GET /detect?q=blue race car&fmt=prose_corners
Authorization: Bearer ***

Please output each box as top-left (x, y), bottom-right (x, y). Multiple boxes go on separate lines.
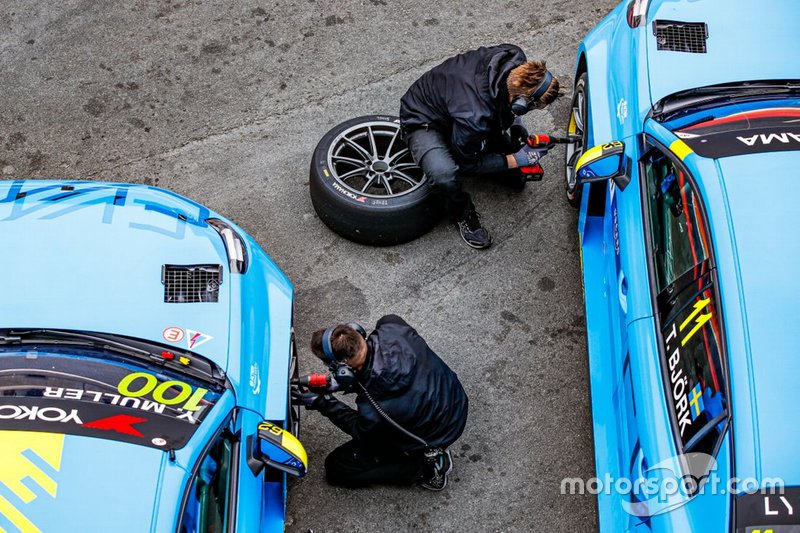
top-left (564, 1), bottom-right (800, 530)
top-left (0, 180), bottom-right (306, 532)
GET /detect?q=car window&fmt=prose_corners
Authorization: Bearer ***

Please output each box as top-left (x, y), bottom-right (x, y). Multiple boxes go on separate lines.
top-left (179, 426), bottom-right (235, 533)
top-left (642, 143), bottom-right (728, 459)
top-left (643, 150), bottom-right (711, 294)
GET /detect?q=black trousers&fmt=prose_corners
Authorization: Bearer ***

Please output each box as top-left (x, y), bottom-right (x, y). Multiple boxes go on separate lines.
top-left (405, 127), bottom-right (474, 221)
top-left (324, 439), bottom-right (426, 488)
top-left (405, 127), bottom-right (525, 221)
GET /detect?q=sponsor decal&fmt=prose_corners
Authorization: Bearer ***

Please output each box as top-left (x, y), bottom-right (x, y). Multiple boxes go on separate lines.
top-left (185, 329), bottom-right (213, 350)
top-left (679, 297), bottom-right (712, 347)
top-left (0, 431), bottom-right (64, 533)
top-left (332, 181), bottom-right (366, 203)
top-left (250, 363), bottom-right (261, 395)
top-left (83, 414), bottom-right (147, 437)
top-left (0, 404), bottom-right (83, 424)
top-left (617, 98), bottom-right (628, 125)
top-left (162, 326), bottom-right (185, 343)
top-left (0, 181), bottom-right (211, 237)
top-left (737, 131), bottom-right (800, 147)
top-left (673, 106), bottom-right (800, 158)
top-left (162, 326), bottom-right (213, 349)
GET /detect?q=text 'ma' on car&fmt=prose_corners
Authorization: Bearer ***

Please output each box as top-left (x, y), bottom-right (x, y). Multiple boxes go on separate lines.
top-left (0, 180), bottom-right (305, 532)
top-left (564, 0), bottom-right (800, 531)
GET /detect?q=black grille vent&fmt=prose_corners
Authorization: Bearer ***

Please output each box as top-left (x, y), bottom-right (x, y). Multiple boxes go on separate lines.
top-left (162, 264), bottom-right (222, 303)
top-left (653, 20), bottom-right (708, 53)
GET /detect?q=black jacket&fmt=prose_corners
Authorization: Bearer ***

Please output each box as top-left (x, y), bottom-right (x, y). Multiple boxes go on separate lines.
top-left (399, 44), bottom-right (526, 168)
top-left (318, 315), bottom-right (469, 452)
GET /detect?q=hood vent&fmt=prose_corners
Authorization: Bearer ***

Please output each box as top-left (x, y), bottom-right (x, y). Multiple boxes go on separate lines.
top-left (653, 20), bottom-right (708, 53)
top-left (162, 264), bottom-right (222, 303)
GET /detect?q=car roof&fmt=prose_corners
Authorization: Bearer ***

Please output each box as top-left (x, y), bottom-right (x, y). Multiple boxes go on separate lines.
top-left (0, 430), bottom-right (169, 532)
top-left (0, 180), bottom-right (233, 371)
top-left (645, 0), bottom-right (800, 105)
top-left (697, 150), bottom-right (800, 483)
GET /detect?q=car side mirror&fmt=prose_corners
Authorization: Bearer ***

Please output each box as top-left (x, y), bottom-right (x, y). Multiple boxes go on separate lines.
top-left (575, 141), bottom-right (631, 190)
top-left (247, 421), bottom-right (308, 478)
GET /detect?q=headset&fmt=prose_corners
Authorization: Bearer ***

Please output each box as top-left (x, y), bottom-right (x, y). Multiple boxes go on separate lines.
top-left (319, 321), bottom-right (445, 472)
top-left (510, 70), bottom-right (553, 116)
top-left (320, 322), bottom-right (367, 390)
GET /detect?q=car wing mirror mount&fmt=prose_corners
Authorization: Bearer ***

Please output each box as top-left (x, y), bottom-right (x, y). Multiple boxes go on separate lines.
top-left (575, 141), bottom-right (631, 191)
top-left (247, 421), bottom-right (308, 478)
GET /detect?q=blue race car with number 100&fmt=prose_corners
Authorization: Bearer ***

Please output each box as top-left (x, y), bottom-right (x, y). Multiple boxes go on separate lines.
top-left (564, 0), bottom-right (800, 531)
top-left (0, 180), bottom-right (305, 532)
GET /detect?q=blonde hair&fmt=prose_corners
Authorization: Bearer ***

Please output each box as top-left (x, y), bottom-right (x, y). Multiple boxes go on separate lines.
top-left (507, 60), bottom-right (561, 105)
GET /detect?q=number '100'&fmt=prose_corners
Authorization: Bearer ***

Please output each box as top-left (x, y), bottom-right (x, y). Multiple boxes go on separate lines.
top-left (117, 372), bottom-right (208, 412)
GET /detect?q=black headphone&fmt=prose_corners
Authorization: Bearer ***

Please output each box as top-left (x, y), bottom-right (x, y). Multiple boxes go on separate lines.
top-left (321, 322), bottom-right (367, 390)
top-left (510, 70), bottom-right (553, 116)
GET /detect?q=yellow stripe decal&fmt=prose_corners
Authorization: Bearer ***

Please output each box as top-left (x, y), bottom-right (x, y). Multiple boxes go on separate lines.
top-left (575, 144), bottom-right (605, 170)
top-left (669, 139), bottom-right (694, 161)
top-left (0, 431), bottom-right (65, 532)
top-left (280, 431), bottom-right (308, 469)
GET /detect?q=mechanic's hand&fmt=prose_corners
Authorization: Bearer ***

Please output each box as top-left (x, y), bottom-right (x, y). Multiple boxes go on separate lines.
top-left (508, 124), bottom-right (530, 150)
top-left (291, 388), bottom-right (325, 410)
top-left (513, 144), bottom-right (544, 168)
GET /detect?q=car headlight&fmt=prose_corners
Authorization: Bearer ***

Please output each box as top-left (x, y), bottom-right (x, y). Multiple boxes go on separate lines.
top-left (207, 218), bottom-right (249, 274)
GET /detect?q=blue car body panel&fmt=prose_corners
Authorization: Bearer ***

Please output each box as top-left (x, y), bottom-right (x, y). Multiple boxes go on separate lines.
top-left (645, 0), bottom-right (800, 104)
top-left (0, 180), bottom-right (297, 532)
top-left (573, 1), bottom-right (800, 531)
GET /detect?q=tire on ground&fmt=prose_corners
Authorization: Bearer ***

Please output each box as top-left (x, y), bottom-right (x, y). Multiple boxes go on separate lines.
top-left (309, 115), bottom-right (440, 246)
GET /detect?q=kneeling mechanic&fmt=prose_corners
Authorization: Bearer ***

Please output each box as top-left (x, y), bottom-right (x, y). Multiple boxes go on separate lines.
top-left (293, 314), bottom-right (469, 490)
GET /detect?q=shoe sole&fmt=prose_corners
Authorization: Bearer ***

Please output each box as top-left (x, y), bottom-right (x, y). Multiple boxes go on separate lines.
top-left (460, 233), bottom-right (492, 249)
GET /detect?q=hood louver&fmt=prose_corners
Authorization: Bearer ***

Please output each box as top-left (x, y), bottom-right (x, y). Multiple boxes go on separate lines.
top-left (653, 20), bottom-right (708, 53)
top-left (162, 264), bottom-right (222, 303)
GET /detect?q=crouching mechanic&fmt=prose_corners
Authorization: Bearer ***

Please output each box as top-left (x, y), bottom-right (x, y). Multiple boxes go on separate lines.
top-left (293, 314), bottom-right (469, 490)
top-left (400, 44), bottom-right (561, 249)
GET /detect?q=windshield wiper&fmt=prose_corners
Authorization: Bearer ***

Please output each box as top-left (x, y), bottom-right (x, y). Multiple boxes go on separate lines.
top-left (652, 81), bottom-right (800, 122)
top-left (0, 329), bottom-right (225, 388)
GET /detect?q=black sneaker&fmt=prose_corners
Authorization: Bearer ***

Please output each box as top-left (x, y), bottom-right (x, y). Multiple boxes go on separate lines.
top-left (457, 211), bottom-right (492, 249)
top-left (420, 449), bottom-right (453, 491)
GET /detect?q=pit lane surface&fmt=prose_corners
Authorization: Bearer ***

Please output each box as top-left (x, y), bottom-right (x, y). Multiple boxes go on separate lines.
top-left (0, 1), bottom-right (617, 530)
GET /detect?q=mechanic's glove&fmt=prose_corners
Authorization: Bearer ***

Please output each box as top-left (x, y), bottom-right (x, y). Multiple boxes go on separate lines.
top-left (513, 144), bottom-right (544, 168)
top-left (291, 389), bottom-right (327, 410)
top-left (508, 124), bottom-right (530, 150)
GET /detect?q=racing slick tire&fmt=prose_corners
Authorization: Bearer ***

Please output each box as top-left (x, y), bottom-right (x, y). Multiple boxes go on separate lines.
top-left (565, 73), bottom-right (589, 209)
top-left (309, 115), bottom-right (439, 246)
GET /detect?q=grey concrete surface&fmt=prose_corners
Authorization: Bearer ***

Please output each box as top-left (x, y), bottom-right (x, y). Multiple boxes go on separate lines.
top-left (1, 0), bottom-right (618, 531)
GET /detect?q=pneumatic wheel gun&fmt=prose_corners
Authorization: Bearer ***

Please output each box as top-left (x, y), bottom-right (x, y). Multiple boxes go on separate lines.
top-left (519, 133), bottom-right (575, 182)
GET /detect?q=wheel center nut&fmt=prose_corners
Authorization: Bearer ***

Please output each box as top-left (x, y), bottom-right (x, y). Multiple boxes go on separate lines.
top-left (371, 161), bottom-right (389, 173)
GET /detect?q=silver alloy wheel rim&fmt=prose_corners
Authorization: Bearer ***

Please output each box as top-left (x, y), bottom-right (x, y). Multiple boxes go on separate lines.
top-left (565, 85), bottom-right (586, 193)
top-left (326, 121), bottom-right (425, 198)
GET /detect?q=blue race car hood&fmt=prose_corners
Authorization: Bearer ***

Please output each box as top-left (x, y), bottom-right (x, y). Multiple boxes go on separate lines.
top-left (646, 0), bottom-right (800, 105)
top-left (0, 180), bottom-right (232, 370)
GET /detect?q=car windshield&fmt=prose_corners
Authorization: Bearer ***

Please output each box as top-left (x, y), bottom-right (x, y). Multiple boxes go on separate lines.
top-left (658, 89), bottom-right (800, 159)
top-left (0, 335), bottom-right (226, 450)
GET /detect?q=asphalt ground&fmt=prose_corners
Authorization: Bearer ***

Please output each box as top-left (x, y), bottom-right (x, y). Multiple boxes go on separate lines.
top-left (1, 0), bottom-right (618, 531)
